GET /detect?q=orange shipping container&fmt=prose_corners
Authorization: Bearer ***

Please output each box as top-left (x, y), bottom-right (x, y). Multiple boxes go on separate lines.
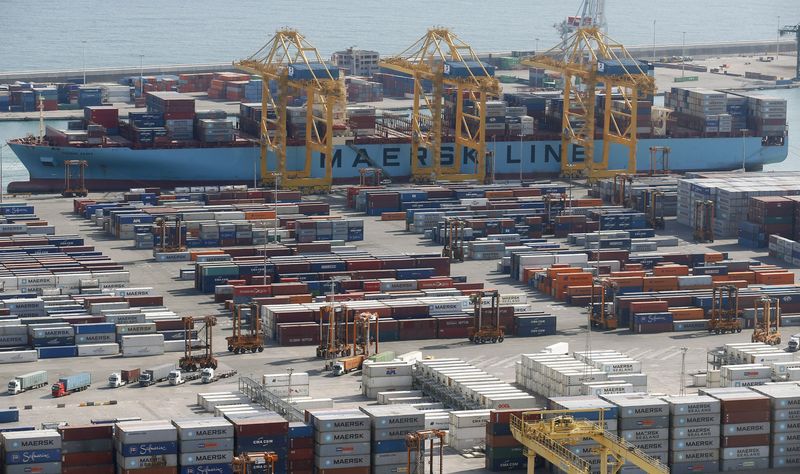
top-left (608, 276), bottom-right (643, 287)
top-left (244, 210), bottom-right (277, 220)
top-left (546, 266), bottom-right (582, 278)
top-left (380, 212), bottom-right (406, 221)
top-left (727, 271), bottom-right (755, 283)
top-left (485, 190), bottom-right (515, 199)
top-left (611, 271), bottom-right (646, 278)
top-left (642, 276), bottom-right (679, 292)
top-left (755, 272), bottom-right (795, 285)
top-left (704, 252), bottom-right (724, 263)
top-left (668, 307), bottom-right (706, 321)
top-left (653, 265), bottom-right (689, 276)
top-left (715, 280), bottom-right (749, 289)
top-left (190, 249), bottom-right (226, 261)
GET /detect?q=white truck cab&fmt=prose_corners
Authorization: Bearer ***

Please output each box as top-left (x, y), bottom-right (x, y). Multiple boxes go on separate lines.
top-left (788, 334), bottom-right (800, 352)
top-left (201, 368), bottom-right (215, 383)
top-left (108, 373), bottom-right (124, 388)
top-left (168, 370), bottom-right (185, 385)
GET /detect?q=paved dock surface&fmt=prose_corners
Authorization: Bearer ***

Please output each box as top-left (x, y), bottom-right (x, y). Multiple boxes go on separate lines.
top-left (0, 190), bottom-right (796, 473)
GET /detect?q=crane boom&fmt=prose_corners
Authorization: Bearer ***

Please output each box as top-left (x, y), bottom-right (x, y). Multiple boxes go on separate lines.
top-left (379, 28), bottom-right (501, 183)
top-left (235, 29), bottom-right (343, 193)
top-left (779, 24), bottom-right (800, 80)
top-left (511, 409), bottom-right (670, 474)
top-left (522, 26), bottom-right (655, 181)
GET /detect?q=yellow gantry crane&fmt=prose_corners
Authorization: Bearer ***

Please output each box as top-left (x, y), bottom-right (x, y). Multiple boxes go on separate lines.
top-left (510, 409), bottom-right (669, 474)
top-left (522, 27), bottom-right (655, 182)
top-left (235, 29), bottom-right (344, 193)
top-left (380, 28), bottom-right (501, 183)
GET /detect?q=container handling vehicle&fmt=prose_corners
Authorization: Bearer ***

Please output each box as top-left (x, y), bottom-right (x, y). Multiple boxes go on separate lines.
top-left (708, 284), bottom-right (742, 334)
top-left (332, 312), bottom-right (380, 376)
top-left (227, 304), bottom-right (265, 354)
top-left (8, 370), bottom-right (48, 395)
top-left (51, 372), bottom-right (91, 398)
top-left (179, 316), bottom-right (218, 371)
top-left (468, 290), bottom-right (505, 343)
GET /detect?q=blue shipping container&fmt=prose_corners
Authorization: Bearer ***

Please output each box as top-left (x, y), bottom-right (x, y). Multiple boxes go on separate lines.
top-left (37, 345), bottom-right (78, 358)
top-left (6, 448), bottom-right (62, 464)
top-left (180, 465), bottom-right (234, 474)
top-left (121, 441), bottom-right (178, 456)
top-left (74, 323), bottom-right (116, 335)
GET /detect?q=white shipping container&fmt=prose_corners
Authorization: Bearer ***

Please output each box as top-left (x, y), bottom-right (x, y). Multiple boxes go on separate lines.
top-left (0, 350), bottom-right (38, 364)
top-left (77, 343), bottom-right (119, 356)
top-left (122, 345), bottom-right (165, 357)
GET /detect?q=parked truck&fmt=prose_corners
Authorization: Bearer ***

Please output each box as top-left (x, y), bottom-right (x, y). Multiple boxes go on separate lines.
top-left (8, 370), bottom-right (48, 395)
top-left (108, 369), bottom-right (140, 388)
top-left (333, 355), bottom-right (366, 376)
top-left (168, 369), bottom-right (201, 385)
top-left (51, 372), bottom-right (91, 397)
top-left (139, 363), bottom-right (176, 387)
top-left (200, 366), bottom-right (237, 384)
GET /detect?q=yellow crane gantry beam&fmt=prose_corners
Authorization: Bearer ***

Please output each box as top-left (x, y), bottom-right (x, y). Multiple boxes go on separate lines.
top-left (380, 28), bottom-right (501, 184)
top-left (522, 27), bottom-right (655, 182)
top-left (510, 409), bottom-right (670, 474)
top-left (235, 29), bottom-right (344, 193)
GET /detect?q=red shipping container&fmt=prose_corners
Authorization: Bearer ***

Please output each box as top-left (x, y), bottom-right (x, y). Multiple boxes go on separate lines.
top-left (288, 437), bottom-right (314, 449)
top-left (63, 451), bottom-right (114, 465)
top-left (720, 434), bottom-right (771, 448)
top-left (398, 318), bottom-right (437, 340)
top-left (155, 319), bottom-right (187, 331)
top-left (62, 467), bottom-right (114, 474)
top-left (277, 323), bottom-right (319, 346)
top-left (287, 448), bottom-right (314, 460)
top-left (119, 469), bottom-right (176, 474)
top-left (721, 410), bottom-right (770, 424)
top-left (490, 409), bottom-right (539, 424)
top-left (270, 282), bottom-right (309, 296)
top-left (59, 424), bottom-right (113, 441)
top-left (436, 316), bottom-right (474, 338)
top-left (346, 259), bottom-right (383, 271)
top-left (125, 295), bottom-right (163, 307)
top-left (232, 417), bottom-right (289, 436)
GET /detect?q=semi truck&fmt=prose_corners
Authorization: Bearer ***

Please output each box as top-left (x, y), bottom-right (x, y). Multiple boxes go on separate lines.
top-left (200, 366), bottom-right (237, 384)
top-left (8, 370), bottom-right (48, 395)
top-left (168, 369), bottom-right (202, 385)
top-left (51, 372), bottom-right (91, 397)
top-left (108, 369), bottom-right (140, 388)
top-left (333, 355), bottom-right (366, 376)
top-left (139, 363), bottom-right (176, 387)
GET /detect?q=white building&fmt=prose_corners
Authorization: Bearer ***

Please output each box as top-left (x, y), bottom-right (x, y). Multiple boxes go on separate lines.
top-left (331, 48), bottom-right (380, 77)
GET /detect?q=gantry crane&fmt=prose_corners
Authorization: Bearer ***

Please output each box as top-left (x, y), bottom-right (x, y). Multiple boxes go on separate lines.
top-left (693, 200), bottom-right (714, 243)
top-left (227, 303), bottom-right (265, 354)
top-left (779, 23), bottom-right (800, 80)
top-left (555, 0), bottom-right (607, 47)
top-left (179, 316), bottom-right (218, 372)
top-left (316, 304), bottom-right (351, 363)
top-left (708, 285), bottom-right (742, 335)
top-left (406, 430), bottom-right (446, 474)
top-left (380, 28), bottom-right (501, 183)
top-left (235, 29), bottom-right (344, 193)
top-left (441, 217), bottom-right (466, 262)
top-left (469, 290), bottom-right (505, 344)
top-left (752, 295), bottom-right (781, 345)
top-left (590, 279), bottom-right (618, 330)
top-left (523, 26), bottom-right (655, 182)
top-left (510, 409), bottom-right (670, 474)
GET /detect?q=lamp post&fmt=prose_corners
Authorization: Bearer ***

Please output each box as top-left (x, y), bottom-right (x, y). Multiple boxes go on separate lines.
top-left (272, 172), bottom-right (282, 246)
top-left (652, 20), bottom-right (657, 62)
top-left (0, 144), bottom-right (6, 204)
top-left (777, 16), bottom-right (781, 57)
top-left (139, 54), bottom-right (144, 98)
top-left (82, 41), bottom-right (87, 85)
top-left (518, 132), bottom-right (524, 183)
top-left (681, 32), bottom-right (686, 78)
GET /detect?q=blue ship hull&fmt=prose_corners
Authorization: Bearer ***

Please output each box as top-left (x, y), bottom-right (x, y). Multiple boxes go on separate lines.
top-left (6, 136), bottom-right (788, 192)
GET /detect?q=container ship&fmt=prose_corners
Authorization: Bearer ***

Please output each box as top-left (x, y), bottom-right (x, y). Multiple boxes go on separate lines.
top-left (4, 73), bottom-right (789, 192)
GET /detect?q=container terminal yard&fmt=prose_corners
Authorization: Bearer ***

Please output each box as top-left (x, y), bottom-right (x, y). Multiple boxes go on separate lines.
top-left (0, 2), bottom-right (799, 474)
